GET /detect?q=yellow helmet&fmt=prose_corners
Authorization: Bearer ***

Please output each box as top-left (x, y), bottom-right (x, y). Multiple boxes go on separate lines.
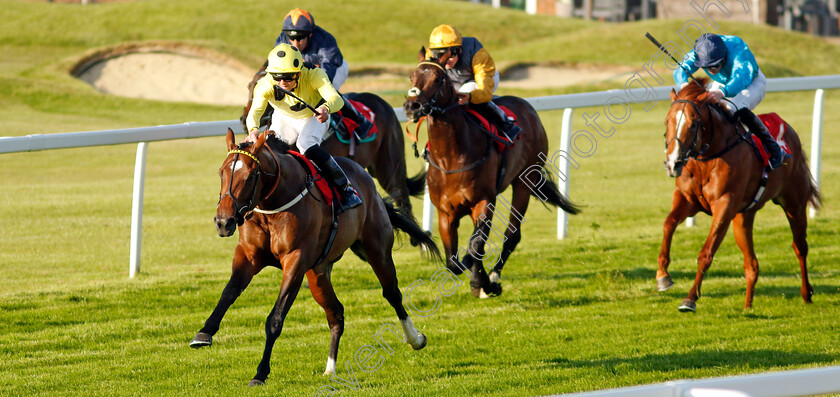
top-left (428, 24), bottom-right (463, 49)
top-left (266, 43), bottom-right (304, 74)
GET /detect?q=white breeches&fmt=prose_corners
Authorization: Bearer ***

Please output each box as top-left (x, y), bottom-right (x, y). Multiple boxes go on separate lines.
top-left (269, 112), bottom-right (328, 153)
top-left (331, 59), bottom-right (350, 91)
top-left (708, 70), bottom-right (766, 114)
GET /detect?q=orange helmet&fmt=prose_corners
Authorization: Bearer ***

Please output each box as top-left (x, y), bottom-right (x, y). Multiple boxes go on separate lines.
top-left (428, 24), bottom-right (463, 49)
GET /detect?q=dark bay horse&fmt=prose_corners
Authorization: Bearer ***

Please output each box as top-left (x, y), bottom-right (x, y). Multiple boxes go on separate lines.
top-left (403, 59), bottom-right (580, 299)
top-left (191, 129), bottom-right (440, 386)
top-left (241, 70), bottom-right (424, 216)
top-left (658, 78), bottom-right (821, 312)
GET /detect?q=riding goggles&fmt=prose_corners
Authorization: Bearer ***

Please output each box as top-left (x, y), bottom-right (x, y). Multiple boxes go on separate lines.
top-left (271, 72), bottom-right (299, 82)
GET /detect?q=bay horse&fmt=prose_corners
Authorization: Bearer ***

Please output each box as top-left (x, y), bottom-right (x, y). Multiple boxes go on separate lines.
top-left (190, 128), bottom-right (440, 386)
top-left (403, 57), bottom-right (580, 299)
top-left (658, 78), bottom-right (821, 312)
top-left (240, 69), bottom-right (424, 216)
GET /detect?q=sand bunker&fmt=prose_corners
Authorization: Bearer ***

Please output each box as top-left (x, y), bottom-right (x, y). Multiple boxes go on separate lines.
top-left (74, 47), bottom-right (635, 106)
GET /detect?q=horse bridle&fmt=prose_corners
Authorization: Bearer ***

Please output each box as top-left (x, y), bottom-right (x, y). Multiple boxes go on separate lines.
top-left (408, 62), bottom-right (459, 117)
top-left (666, 99), bottom-right (712, 166)
top-left (219, 148), bottom-right (279, 222)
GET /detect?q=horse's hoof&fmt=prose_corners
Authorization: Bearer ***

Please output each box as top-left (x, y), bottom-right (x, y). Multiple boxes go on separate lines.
top-left (678, 299), bottom-right (696, 312)
top-left (411, 333), bottom-right (427, 350)
top-left (489, 271), bottom-right (501, 284)
top-left (189, 332), bottom-right (212, 348)
top-left (248, 379), bottom-right (265, 387)
top-left (656, 276), bottom-right (674, 292)
top-left (471, 287), bottom-right (482, 298)
top-left (474, 283), bottom-right (502, 299)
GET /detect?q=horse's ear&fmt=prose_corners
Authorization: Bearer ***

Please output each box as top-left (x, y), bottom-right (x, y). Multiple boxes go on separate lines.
top-left (417, 46), bottom-right (426, 62)
top-left (226, 128), bottom-right (236, 150)
top-left (697, 91), bottom-right (708, 102)
top-left (670, 89), bottom-right (677, 102)
top-left (253, 131), bottom-right (268, 152)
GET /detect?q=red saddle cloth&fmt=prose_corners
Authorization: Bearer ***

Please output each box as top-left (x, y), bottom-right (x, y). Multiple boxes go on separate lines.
top-left (287, 151), bottom-right (335, 205)
top-left (464, 105), bottom-right (519, 152)
top-left (750, 113), bottom-right (792, 167)
top-left (337, 99), bottom-right (378, 140)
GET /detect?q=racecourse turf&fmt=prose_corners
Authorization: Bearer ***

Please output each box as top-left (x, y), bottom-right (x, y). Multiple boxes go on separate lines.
top-left (1, 1), bottom-right (840, 396)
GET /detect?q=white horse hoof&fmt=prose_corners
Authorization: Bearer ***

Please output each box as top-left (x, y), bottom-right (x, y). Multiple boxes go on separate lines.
top-left (410, 333), bottom-right (427, 350)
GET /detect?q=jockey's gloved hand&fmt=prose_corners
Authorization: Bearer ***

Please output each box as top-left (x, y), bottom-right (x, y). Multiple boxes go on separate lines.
top-left (457, 93), bottom-right (470, 106)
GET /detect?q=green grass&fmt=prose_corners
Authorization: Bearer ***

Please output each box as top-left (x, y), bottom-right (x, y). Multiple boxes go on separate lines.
top-left (2, 0), bottom-right (840, 396)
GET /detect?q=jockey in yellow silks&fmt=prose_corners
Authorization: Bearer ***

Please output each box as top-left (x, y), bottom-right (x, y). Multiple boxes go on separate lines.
top-left (245, 43), bottom-right (361, 213)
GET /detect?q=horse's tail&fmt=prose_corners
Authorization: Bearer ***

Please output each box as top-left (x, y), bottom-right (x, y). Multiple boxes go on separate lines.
top-left (406, 170), bottom-right (427, 197)
top-left (383, 198), bottom-right (442, 262)
top-left (801, 150), bottom-right (823, 210)
top-left (530, 168), bottom-right (582, 215)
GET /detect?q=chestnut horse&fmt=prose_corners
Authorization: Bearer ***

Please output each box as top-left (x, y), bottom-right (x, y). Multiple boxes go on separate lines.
top-left (240, 70), bottom-right (424, 216)
top-left (190, 129), bottom-right (440, 386)
top-left (658, 78), bottom-right (821, 312)
top-left (403, 59), bottom-right (580, 298)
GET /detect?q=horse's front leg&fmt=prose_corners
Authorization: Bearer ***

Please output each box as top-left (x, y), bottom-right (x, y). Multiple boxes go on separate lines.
top-left (464, 199), bottom-right (500, 298)
top-left (680, 198), bottom-right (736, 312)
top-left (438, 210), bottom-right (464, 275)
top-left (305, 265), bottom-right (345, 375)
top-left (191, 245), bottom-right (262, 348)
top-left (249, 251), bottom-right (308, 386)
top-left (732, 211), bottom-right (759, 309)
top-left (657, 190), bottom-right (696, 292)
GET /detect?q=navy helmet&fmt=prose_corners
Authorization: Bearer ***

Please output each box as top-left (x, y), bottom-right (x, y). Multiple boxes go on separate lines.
top-left (283, 9), bottom-right (315, 36)
top-left (694, 33), bottom-right (726, 67)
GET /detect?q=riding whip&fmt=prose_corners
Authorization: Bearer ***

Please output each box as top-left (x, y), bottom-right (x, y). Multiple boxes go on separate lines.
top-left (274, 85), bottom-right (320, 114)
top-left (644, 32), bottom-right (704, 89)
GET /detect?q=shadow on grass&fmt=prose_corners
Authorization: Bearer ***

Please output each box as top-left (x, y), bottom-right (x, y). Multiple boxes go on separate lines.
top-left (548, 349), bottom-right (835, 373)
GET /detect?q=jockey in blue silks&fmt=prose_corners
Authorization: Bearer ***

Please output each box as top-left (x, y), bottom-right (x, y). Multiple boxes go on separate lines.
top-left (274, 8), bottom-right (372, 137)
top-left (674, 33), bottom-right (784, 169)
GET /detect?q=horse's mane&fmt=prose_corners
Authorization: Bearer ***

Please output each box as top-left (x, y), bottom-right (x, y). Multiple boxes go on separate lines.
top-left (677, 77), bottom-right (710, 100)
top-left (236, 135), bottom-right (291, 154)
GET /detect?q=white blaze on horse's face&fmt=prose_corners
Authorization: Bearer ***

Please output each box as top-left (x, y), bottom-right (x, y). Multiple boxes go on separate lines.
top-left (407, 87), bottom-right (421, 98)
top-left (665, 110), bottom-right (688, 177)
top-left (230, 159), bottom-right (245, 174)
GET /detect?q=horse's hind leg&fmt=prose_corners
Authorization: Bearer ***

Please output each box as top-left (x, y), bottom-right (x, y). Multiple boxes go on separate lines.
top-left (732, 212), bottom-right (759, 309)
top-left (191, 246), bottom-right (261, 348)
top-left (489, 182), bottom-right (530, 284)
top-left (782, 201), bottom-right (814, 303)
top-left (361, 237), bottom-right (427, 350)
top-left (305, 265), bottom-right (345, 375)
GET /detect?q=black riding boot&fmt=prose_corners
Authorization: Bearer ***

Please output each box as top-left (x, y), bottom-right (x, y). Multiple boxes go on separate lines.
top-left (735, 108), bottom-right (784, 169)
top-left (474, 101), bottom-right (521, 141)
top-left (339, 94), bottom-right (373, 137)
top-left (304, 145), bottom-right (363, 213)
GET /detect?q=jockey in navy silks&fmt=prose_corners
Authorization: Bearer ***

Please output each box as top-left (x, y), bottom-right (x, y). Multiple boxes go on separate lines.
top-left (674, 33), bottom-right (784, 169)
top-left (274, 8), bottom-right (372, 137)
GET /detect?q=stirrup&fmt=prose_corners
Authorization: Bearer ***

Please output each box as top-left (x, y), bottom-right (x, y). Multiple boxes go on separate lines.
top-left (503, 123), bottom-right (522, 141)
top-left (338, 186), bottom-right (362, 213)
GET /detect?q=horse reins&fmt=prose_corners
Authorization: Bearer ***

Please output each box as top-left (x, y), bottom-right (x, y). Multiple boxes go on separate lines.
top-left (219, 146), bottom-right (285, 218)
top-left (668, 100), bottom-right (746, 164)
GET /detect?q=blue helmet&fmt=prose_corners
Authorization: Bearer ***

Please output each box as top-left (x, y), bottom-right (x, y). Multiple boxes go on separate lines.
top-left (694, 33), bottom-right (726, 67)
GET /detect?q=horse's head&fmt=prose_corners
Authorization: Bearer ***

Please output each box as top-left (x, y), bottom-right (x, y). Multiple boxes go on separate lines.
top-left (403, 51), bottom-right (457, 122)
top-left (663, 80), bottom-right (715, 178)
top-left (215, 128), bottom-right (269, 237)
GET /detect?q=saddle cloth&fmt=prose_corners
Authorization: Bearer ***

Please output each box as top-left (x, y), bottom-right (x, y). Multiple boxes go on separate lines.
top-left (287, 151), bottom-right (335, 205)
top-left (332, 99), bottom-right (378, 144)
top-left (463, 105), bottom-right (519, 152)
top-left (750, 113), bottom-right (792, 167)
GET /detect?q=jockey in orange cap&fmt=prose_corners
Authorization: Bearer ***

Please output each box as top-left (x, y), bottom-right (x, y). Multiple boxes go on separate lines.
top-left (274, 8), bottom-right (372, 137)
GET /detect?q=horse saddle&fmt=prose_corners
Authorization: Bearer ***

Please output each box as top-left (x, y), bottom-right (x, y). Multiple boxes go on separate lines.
top-left (463, 105), bottom-right (519, 152)
top-left (748, 113), bottom-right (793, 168)
top-left (329, 99), bottom-right (378, 145)
top-left (286, 151), bottom-right (337, 207)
